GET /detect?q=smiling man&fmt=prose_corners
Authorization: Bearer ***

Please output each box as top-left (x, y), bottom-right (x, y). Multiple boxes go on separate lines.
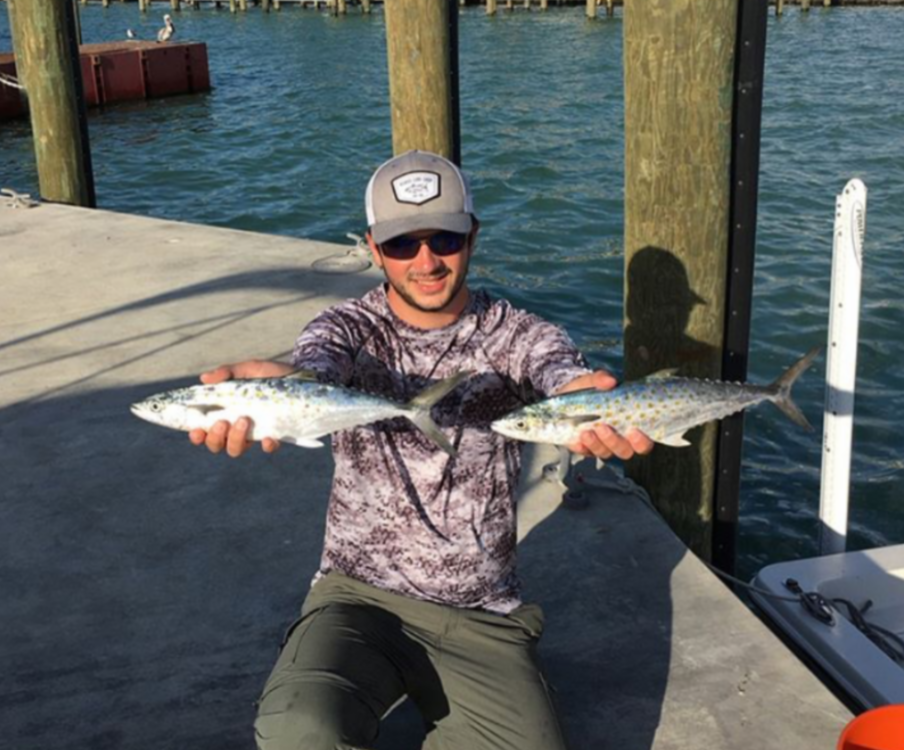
top-left (190, 150), bottom-right (653, 750)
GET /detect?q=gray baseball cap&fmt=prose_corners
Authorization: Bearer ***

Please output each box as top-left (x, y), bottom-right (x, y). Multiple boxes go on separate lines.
top-left (365, 150), bottom-right (475, 245)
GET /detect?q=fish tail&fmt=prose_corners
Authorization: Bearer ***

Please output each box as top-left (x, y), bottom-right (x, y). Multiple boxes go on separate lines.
top-left (769, 347), bottom-right (821, 431)
top-left (405, 371), bottom-right (471, 458)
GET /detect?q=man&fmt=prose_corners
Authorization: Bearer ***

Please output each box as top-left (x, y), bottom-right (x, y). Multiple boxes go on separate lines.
top-left (190, 150), bottom-right (653, 750)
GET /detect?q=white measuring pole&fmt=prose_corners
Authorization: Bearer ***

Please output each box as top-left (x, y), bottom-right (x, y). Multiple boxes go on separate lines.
top-left (818, 178), bottom-right (867, 556)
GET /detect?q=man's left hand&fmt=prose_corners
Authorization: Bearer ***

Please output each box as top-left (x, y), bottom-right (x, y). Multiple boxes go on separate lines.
top-left (555, 371), bottom-right (655, 460)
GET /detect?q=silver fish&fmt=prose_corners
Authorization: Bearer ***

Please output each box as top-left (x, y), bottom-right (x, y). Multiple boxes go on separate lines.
top-left (131, 370), bottom-right (468, 457)
top-left (491, 348), bottom-right (820, 447)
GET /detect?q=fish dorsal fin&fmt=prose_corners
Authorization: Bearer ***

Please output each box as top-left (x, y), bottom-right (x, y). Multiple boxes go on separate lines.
top-left (646, 368), bottom-right (680, 380)
top-left (283, 369), bottom-right (320, 382)
top-left (561, 415), bottom-right (602, 426)
top-left (187, 404), bottom-right (225, 415)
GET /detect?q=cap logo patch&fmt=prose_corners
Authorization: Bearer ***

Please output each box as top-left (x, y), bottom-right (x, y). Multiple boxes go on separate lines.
top-left (392, 171), bottom-right (441, 206)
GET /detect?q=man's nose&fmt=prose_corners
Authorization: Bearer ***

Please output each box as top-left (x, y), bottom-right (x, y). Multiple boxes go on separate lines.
top-left (412, 240), bottom-right (443, 271)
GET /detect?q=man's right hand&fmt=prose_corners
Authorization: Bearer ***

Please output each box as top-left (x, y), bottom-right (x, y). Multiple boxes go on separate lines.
top-left (188, 359), bottom-right (294, 458)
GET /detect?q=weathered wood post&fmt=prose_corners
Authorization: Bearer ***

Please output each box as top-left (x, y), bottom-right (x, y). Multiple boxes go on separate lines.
top-left (586, 0), bottom-right (596, 19)
top-left (623, 0), bottom-right (739, 558)
top-left (7, 0), bottom-right (96, 207)
top-left (384, 0), bottom-right (460, 164)
top-left (524, 0), bottom-right (531, 9)
top-left (540, 0), bottom-right (548, 9)
top-left (505, 0), bottom-right (513, 10)
top-left (606, 0), bottom-right (614, 17)
top-left (262, 0), bottom-right (270, 12)
top-left (802, 0), bottom-right (811, 11)
top-left (337, 0), bottom-right (347, 14)
top-left (362, 0), bottom-right (372, 14)
top-left (776, 0), bottom-right (784, 16)
top-left (229, 0), bottom-right (237, 11)
top-left (274, 0), bottom-right (281, 10)
top-left (170, 0), bottom-right (180, 12)
top-left (239, 0), bottom-right (248, 11)
top-left (102, 0), bottom-right (110, 8)
top-left (487, 0), bottom-right (498, 14)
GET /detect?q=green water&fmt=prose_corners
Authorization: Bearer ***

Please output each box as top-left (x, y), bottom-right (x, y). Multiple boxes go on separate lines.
top-left (2, 5), bottom-right (903, 577)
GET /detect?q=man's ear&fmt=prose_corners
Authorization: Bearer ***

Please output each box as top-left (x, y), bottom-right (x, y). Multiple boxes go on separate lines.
top-left (365, 232), bottom-right (383, 268)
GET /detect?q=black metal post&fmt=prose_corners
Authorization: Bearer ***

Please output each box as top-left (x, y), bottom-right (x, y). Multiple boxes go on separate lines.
top-left (712, 0), bottom-right (769, 575)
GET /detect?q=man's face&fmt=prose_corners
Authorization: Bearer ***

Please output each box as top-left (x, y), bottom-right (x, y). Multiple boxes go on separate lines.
top-left (367, 226), bottom-right (477, 325)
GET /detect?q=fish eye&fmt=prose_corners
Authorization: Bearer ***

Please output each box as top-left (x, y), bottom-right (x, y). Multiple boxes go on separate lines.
top-left (516, 421), bottom-right (526, 429)
top-left (150, 402), bottom-right (163, 413)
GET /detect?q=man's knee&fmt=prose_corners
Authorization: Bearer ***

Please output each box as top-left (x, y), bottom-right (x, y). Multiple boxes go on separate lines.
top-left (254, 683), bottom-right (377, 750)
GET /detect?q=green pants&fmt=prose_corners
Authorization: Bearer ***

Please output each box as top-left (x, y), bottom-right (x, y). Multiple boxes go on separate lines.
top-left (254, 573), bottom-right (568, 750)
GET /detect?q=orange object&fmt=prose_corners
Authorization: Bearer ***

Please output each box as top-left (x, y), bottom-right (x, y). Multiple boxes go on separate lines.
top-left (838, 704), bottom-right (904, 750)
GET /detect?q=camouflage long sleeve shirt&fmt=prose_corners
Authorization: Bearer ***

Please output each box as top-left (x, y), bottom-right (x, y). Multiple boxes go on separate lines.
top-left (292, 284), bottom-right (590, 613)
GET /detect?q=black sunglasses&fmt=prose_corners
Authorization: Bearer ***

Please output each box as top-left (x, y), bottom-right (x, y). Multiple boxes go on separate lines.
top-left (379, 231), bottom-right (469, 260)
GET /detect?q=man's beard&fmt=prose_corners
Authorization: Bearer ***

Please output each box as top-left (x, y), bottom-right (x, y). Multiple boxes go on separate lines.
top-left (385, 257), bottom-right (470, 314)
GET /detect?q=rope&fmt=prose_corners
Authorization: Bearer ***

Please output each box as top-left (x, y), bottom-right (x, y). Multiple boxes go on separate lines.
top-left (832, 598), bottom-right (904, 664)
top-left (1, 188), bottom-right (39, 209)
top-left (0, 71), bottom-right (25, 91)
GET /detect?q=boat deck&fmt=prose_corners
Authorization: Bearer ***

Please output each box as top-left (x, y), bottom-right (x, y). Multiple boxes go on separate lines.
top-left (0, 199), bottom-right (852, 749)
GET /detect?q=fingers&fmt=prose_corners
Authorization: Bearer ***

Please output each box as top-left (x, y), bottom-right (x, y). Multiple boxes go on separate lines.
top-left (188, 418), bottom-right (280, 457)
top-left (226, 418), bottom-right (253, 458)
top-left (555, 369), bottom-right (618, 395)
top-left (200, 365), bottom-right (234, 385)
top-left (570, 425), bottom-right (655, 461)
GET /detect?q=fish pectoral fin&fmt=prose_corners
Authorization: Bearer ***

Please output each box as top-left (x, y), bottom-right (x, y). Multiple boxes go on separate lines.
top-left (282, 436), bottom-right (325, 449)
top-left (658, 432), bottom-right (691, 447)
top-left (562, 415), bottom-right (602, 427)
top-left (187, 404), bottom-right (226, 415)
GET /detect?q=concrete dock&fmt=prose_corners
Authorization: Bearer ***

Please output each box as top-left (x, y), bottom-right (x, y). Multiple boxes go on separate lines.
top-left (0, 200), bottom-right (852, 749)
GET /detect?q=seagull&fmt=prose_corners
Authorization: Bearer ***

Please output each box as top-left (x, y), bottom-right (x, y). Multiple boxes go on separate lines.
top-left (126, 28), bottom-right (136, 40)
top-left (157, 14), bottom-right (175, 44)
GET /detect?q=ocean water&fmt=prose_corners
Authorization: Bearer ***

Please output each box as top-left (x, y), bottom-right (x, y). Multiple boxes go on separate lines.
top-left (2, 4), bottom-right (903, 578)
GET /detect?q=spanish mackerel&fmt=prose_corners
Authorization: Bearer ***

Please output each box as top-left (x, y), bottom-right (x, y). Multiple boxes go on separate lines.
top-left (491, 348), bottom-right (820, 447)
top-left (131, 370), bottom-right (468, 457)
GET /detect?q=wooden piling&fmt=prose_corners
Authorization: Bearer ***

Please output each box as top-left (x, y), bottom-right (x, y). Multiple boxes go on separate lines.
top-left (229, 0), bottom-right (236, 11)
top-left (802, 0), bottom-right (811, 10)
top-left (362, 0), bottom-right (372, 13)
top-left (170, 0), bottom-right (180, 12)
top-left (274, 0), bottom-right (281, 10)
top-left (586, 0), bottom-right (596, 19)
top-left (239, 0), bottom-right (247, 11)
top-left (776, 0), bottom-right (784, 16)
top-left (337, 0), bottom-right (347, 14)
top-left (487, 0), bottom-right (498, 13)
top-left (606, 0), bottom-right (614, 16)
top-left (384, 0), bottom-right (459, 163)
top-left (623, 0), bottom-right (738, 558)
top-left (541, 0), bottom-right (548, 10)
top-left (6, 0), bottom-right (95, 207)
top-left (262, 0), bottom-right (270, 11)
